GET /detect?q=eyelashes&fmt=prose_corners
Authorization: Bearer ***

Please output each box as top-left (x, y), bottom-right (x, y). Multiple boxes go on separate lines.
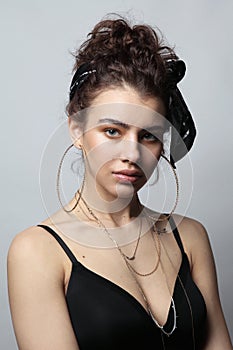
top-left (142, 132), bottom-right (160, 142)
top-left (104, 128), bottom-right (120, 137)
top-left (103, 127), bottom-right (162, 143)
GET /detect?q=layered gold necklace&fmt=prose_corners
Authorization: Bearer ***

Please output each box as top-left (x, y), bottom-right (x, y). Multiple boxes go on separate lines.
top-left (77, 195), bottom-right (178, 338)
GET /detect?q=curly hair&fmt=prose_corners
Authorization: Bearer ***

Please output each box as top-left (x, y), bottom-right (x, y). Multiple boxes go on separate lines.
top-left (66, 16), bottom-right (177, 116)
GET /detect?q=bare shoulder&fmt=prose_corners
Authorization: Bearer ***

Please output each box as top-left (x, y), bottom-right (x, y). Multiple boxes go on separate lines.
top-left (7, 227), bottom-right (80, 350)
top-left (172, 213), bottom-right (208, 236)
top-left (8, 225), bottom-right (56, 257)
top-left (7, 225), bottom-right (65, 278)
top-left (170, 213), bottom-right (212, 266)
top-left (171, 215), bottom-right (232, 348)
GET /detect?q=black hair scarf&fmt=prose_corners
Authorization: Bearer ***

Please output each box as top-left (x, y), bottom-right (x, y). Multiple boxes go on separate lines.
top-left (165, 59), bottom-right (197, 168)
top-left (69, 60), bottom-right (196, 168)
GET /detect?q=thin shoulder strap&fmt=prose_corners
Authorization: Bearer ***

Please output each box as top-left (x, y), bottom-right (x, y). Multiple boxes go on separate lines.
top-left (37, 224), bottom-right (78, 264)
top-left (168, 216), bottom-right (185, 254)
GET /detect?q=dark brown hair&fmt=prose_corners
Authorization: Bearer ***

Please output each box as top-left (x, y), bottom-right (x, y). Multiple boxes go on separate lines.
top-left (66, 16), bottom-right (177, 116)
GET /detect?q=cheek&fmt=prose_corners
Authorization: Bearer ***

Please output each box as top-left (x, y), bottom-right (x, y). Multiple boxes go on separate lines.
top-left (84, 139), bottom-right (116, 175)
top-left (83, 132), bottom-right (163, 179)
top-left (140, 145), bottom-right (162, 176)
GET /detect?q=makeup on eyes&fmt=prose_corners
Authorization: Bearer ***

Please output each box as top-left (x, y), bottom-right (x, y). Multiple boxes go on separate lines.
top-left (97, 118), bottom-right (165, 142)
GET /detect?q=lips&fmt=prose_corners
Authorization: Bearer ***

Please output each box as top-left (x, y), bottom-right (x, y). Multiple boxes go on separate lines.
top-left (112, 169), bottom-right (143, 183)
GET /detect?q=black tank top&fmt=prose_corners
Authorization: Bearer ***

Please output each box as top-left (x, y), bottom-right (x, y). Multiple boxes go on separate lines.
top-left (37, 217), bottom-right (207, 350)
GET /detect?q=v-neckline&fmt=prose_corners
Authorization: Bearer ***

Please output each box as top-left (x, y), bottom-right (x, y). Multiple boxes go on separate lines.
top-left (67, 252), bottom-right (186, 329)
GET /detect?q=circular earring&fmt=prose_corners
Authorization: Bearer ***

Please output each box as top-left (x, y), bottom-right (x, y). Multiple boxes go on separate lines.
top-left (161, 154), bottom-right (179, 219)
top-left (146, 154), bottom-right (180, 225)
top-left (56, 144), bottom-right (85, 213)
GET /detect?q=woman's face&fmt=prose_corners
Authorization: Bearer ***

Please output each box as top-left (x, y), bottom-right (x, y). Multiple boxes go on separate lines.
top-left (69, 85), bottom-right (167, 202)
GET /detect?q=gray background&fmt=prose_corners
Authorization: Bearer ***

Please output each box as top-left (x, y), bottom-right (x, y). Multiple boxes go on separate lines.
top-left (1, 0), bottom-right (232, 348)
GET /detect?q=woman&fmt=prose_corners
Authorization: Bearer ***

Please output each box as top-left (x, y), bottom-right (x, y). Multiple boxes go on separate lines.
top-left (7, 16), bottom-right (232, 350)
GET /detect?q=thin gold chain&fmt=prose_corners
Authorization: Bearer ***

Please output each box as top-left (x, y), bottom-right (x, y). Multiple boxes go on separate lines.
top-left (79, 194), bottom-right (161, 275)
top-left (150, 154), bottom-right (180, 224)
top-left (78, 194), bottom-right (143, 261)
top-left (160, 238), bottom-right (196, 350)
top-left (123, 229), bottom-right (161, 277)
top-left (77, 195), bottom-right (177, 338)
top-left (177, 274), bottom-right (196, 350)
top-left (56, 145), bottom-right (85, 213)
top-left (118, 234), bottom-right (177, 338)
top-left (76, 195), bottom-right (96, 222)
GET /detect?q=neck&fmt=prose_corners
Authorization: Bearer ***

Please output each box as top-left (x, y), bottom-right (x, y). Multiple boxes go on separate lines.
top-left (77, 184), bottom-right (143, 227)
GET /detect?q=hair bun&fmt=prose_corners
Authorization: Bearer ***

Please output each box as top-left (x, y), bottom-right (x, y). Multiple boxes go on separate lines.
top-left (165, 59), bottom-right (186, 87)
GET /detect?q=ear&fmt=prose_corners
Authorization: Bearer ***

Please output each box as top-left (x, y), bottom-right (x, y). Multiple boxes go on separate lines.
top-left (68, 117), bottom-right (83, 149)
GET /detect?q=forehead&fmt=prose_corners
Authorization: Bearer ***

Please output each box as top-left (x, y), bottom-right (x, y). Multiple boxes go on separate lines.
top-left (81, 103), bottom-right (167, 131)
top-left (90, 87), bottom-right (166, 114)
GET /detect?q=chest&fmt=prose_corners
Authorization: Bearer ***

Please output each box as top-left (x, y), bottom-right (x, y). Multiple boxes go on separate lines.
top-left (65, 250), bottom-right (207, 350)
top-left (64, 234), bottom-right (183, 327)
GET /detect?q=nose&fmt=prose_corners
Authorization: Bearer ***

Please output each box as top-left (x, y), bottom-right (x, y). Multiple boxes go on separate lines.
top-left (120, 139), bottom-right (140, 164)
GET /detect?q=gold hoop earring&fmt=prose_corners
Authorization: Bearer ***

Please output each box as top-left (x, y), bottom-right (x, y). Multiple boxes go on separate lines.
top-left (160, 154), bottom-right (179, 220)
top-left (56, 144), bottom-right (85, 213)
top-left (147, 154), bottom-right (179, 225)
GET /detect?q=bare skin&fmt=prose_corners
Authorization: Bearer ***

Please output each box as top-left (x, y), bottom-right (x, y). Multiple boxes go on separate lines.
top-left (7, 86), bottom-right (232, 350)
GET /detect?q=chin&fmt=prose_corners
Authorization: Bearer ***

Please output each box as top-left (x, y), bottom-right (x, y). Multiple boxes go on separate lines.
top-left (114, 182), bottom-right (139, 199)
top-left (96, 183), bottom-right (134, 202)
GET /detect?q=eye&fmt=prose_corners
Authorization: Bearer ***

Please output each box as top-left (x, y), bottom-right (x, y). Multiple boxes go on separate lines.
top-left (104, 128), bottom-right (121, 137)
top-left (142, 132), bottom-right (161, 142)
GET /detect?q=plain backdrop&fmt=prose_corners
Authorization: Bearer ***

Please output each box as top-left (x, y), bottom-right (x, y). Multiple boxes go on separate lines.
top-left (1, 0), bottom-right (232, 348)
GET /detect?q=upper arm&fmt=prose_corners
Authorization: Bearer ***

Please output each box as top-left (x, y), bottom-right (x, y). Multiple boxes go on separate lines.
top-left (7, 227), bottom-right (80, 350)
top-left (174, 216), bottom-right (232, 349)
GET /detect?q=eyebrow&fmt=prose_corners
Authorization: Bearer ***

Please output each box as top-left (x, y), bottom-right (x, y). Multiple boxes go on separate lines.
top-left (97, 118), bottom-right (165, 132)
top-left (97, 118), bottom-right (130, 129)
